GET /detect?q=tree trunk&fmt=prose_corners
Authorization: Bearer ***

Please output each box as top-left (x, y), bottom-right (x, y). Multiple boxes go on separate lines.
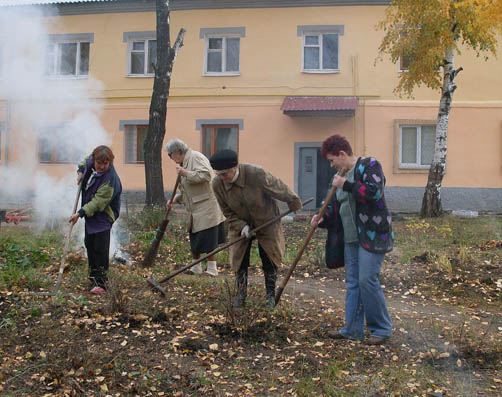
top-left (144, 0), bottom-right (185, 207)
top-left (420, 46), bottom-right (461, 218)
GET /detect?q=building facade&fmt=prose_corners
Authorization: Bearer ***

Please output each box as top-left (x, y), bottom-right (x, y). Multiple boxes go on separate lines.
top-left (0, 0), bottom-right (501, 212)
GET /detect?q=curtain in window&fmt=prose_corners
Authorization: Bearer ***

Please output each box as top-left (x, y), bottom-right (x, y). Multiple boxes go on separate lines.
top-left (226, 38), bottom-right (239, 72)
top-left (125, 125), bottom-right (138, 163)
top-left (216, 127), bottom-right (238, 153)
top-left (401, 126), bottom-right (417, 163)
top-left (421, 125), bottom-right (435, 165)
top-left (322, 34), bottom-right (338, 69)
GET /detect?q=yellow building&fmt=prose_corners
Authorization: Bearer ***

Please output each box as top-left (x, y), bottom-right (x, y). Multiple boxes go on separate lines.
top-left (0, 0), bottom-right (501, 212)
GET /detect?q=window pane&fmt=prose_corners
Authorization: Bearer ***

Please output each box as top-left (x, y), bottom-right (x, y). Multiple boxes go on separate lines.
top-left (39, 137), bottom-right (52, 162)
top-left (226, 38), bottom-right (239, 72)
top-left (46, 43), bottom-right (56, 75)
top-left (147, 40), bottom-right (157, 74)
top-left (400, 55), bottom-right (410, 71)
top-left (305, 35), bottom-right (318, 45)
top-left (56, 140), bottom-right (70, 162)
top-left (401, 127), bottom-right (417, 163)
top-left (322, 34), bottom-right (338, 69)
top-left (215, 127), bottom-right (238, 153)
top-left (421, 125), bottom-right (435, 165)
top-left (131, 52), bottom-right (145, 74)
top-left (304, 47), bottom-right (319, 69)
top-left (207, 51), bottom-right (222, 72)
top-left (208, 38), bottom-right (222, 50)
top-left (59, 43), bottom-right (77, 75)
top-left (0, 43), bottom-right (3, 77)
top-left (203, 127), bottom-right (212, 156)
top-left (132, 41), bottom-right (145, 51)
top-left (125, 125), bottom-right (136, 163)
top-left (79, 42), bottom-right (89, 75)
top-left (137, 125), bottom-right (147, 162)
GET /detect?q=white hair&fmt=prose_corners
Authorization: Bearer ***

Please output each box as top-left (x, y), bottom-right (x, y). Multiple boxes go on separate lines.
top-left (165, 138), bottom-right (188, 155)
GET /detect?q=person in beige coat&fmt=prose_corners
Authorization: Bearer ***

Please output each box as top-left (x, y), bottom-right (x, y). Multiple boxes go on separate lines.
top-left (166, 139), bottom-right (226, 276)
top-left (210, 149), bottom-right (302, 308)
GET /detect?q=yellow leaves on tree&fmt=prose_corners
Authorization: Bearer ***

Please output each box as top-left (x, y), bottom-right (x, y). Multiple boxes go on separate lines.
top-left (377, 0), bottom-right (502, 98)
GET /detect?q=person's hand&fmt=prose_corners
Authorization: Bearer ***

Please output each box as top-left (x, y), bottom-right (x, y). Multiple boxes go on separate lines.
top-left (69, 213), bottom-right (80, 225)
top-left (311, 214), bottom-right (323, 227)
top-left (175, 165), bottom-right (188, 177)
top-left (77, 172), bottom-right (83, 184)
top-left (240, 225), bottom-right (255, 239)
top-left (289, 200), bottom-right (302, 212)
top-left (331, 174), bottom-right (346, 189)
top-left (166, 201), bottom-right (173, 211)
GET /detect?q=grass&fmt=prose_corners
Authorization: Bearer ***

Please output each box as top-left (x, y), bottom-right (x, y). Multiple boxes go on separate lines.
top-left (0, 212), bottom-right (501, 395)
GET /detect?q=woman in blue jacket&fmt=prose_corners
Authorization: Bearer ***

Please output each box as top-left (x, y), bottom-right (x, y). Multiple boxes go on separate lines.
top-left (69, 145), bottom-right (122, 293)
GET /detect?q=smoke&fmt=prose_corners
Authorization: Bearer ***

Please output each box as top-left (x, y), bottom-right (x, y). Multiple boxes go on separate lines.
top-left (0, 5), bottom-right (110, 224)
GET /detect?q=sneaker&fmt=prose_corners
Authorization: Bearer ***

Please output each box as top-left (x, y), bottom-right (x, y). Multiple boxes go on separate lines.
top-left (90, 286), bottom-right (106, 294)
top-left (187, 263), bottom-right (203, 275)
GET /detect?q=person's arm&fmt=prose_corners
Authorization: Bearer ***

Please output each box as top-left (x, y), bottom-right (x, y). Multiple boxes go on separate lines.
top-left (257, 167), bottom-right (302, 212)
top-left (343, 158), bottom-right (386, 202)
top-left (184, 154), bottom-right (212, 184)
top-left (77, 155), bottom-right (91, 184)
top-left (80, 181), bottom-right (114, 218)
top-left (212, 178), bottom-right (246, 233)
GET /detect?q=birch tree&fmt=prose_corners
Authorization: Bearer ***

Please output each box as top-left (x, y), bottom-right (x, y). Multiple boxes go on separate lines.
top-left (378, 0), bottom-right (502, 217)
top-left (144, 0), bottom-right (185, 206)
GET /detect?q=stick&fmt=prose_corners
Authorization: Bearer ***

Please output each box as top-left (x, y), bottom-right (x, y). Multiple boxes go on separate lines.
top-left (147, 197), bottom-right (314, 295)
top-left (141, 175), bottom-right (182, 267)
top-left (53, 183), bottom-right (83, 295)
top-left (275, 168), bottom-right (347, 306)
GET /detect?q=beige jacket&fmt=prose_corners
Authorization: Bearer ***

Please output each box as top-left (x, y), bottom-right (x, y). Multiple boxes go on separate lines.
top-left (212, 163), bottom-right (302, 271)
top-left (174, 149), bottom-right (225, 233)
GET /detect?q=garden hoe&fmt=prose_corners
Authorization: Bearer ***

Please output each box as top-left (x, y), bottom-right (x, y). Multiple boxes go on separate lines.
top-left (141, 174), bottom-right (182, 267)
top-left (147, 197), bottom-right (314, 296)
top-left (30, 182), bottom-right (82, 297)
top-left (275, 168), bottom-right (347, 306)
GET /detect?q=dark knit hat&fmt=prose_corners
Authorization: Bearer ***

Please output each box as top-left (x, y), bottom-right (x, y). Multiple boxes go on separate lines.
top-left (209, 149), bottom-right (238, 170)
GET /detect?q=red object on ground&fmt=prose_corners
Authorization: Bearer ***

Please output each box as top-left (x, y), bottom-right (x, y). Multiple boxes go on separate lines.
top-left (4, 208), bottom-right (32, 225)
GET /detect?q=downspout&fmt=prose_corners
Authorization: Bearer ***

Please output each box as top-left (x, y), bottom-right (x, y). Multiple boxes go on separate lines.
top-left (5, 96), bottom-right (11, 167)
top-left (352, 55), bottom-right (358, 152)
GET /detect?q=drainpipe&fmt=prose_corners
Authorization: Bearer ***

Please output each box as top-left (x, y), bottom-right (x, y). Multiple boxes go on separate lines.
top-left (5, 96), bottom-right (11, 167)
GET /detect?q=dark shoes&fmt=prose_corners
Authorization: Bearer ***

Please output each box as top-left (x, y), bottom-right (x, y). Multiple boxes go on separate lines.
top-left (365, 336), bottom-right (388, 345)
top-left (327, 330), bottom-right (346, 340)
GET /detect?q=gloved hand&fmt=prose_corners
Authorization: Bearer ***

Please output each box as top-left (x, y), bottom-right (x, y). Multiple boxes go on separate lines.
top-left (289, 199), bottom-right (302, 212)
top-left (240, 224), bottom-right (255, 239)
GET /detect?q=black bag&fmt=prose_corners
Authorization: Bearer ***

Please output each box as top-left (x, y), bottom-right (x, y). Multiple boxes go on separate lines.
top-left (318, 201), bottom-right (345, 269)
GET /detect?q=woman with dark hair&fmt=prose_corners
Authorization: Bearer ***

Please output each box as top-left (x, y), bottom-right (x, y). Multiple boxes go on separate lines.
top-left (69, 145), bottom-right (122, 293)
top-left (312, 135), bottom-right (393, 345)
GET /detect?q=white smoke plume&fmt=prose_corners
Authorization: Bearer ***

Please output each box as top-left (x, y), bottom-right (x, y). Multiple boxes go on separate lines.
top-left (0, 5), bottom-right (110, 224)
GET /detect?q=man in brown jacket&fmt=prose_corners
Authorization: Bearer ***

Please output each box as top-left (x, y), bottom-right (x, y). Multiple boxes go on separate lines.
top-left (210, 150), bottom-right (302, 308)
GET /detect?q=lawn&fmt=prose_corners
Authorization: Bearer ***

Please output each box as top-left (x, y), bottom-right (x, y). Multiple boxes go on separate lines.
top-left (0, 211), bottom-right (501, 396)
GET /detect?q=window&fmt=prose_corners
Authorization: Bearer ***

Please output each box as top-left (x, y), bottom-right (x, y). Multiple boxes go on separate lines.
top-left (124, 124), bottom-right (147, 164)
top-left (298, 25), bottom-right (343, 73)
top-left (37, 125), bottom-right (81, 163)
top-left (303, 33), bottom-right (338, 72)
top-left (0, 41), bottom-right (3, 78)
top-left (399, 124), bottom-right (435, 169)
top-left (46, 34), bottom-right (93, 78)
top-left (399, 54), bottom-right (411, 72)
top-left (129, 39), bottom-right (156, 76)
top-left (200, 27), bottom-right (244, 76)
top-left (201, 125), bottom-right (239, 157)
top-left (123, 31), bottom-right (157, 77)
top-left (0, 124), bottom-right (2, 161)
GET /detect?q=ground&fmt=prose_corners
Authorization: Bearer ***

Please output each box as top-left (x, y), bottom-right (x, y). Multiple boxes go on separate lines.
top-left (0, 211), bottom-right (501, 396)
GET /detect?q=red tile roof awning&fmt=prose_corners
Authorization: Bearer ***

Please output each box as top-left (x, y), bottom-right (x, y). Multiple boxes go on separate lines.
top-left (281, 96), bottom-right (358, 117)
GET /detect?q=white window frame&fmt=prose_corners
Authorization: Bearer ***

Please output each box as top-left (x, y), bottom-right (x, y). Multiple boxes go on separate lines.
top-left (301, 32), bottom-right (340, 73)
top-left (126, 38), bottom-right (156, 77)
top-left (0, 41), bottom-right (3, 79)
top-left (398, 124), bottom-right (436, 169)
top-left (203, 35), bottom-right (241, 76)
top-left (46, 34), bottom-right (92, 79)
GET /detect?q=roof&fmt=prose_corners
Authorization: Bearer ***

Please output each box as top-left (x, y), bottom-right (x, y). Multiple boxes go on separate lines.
top-left (281, 96), bottom-right (358, 116)
top-left (0, 0), bottom-right (115, 5)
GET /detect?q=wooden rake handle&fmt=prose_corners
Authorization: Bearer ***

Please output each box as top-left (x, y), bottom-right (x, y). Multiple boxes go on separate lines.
top-left (53, 182), bottom-right (83, 295)
top-left (275, 168), bottom-right (347, 305)
top-left (148, 197), bottom-right (314, 288)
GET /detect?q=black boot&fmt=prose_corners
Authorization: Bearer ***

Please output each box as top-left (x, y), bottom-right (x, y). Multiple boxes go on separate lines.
top-left (233, 268), bottom-right (248, 308)
top-left (264, 271), bottom-right (276, 309)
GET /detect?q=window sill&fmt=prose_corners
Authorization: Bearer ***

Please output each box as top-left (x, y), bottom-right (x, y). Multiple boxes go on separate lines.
top-left (302, 69), bottom-right (340, 74)
top-left (398, 164), bottom-right (430, 170)
top-left (126, 74), bottom-right (154, 78)
top-left (46, 75), bottom-right (89, 80)
top-left (203, 72), bottom-right (240, 77)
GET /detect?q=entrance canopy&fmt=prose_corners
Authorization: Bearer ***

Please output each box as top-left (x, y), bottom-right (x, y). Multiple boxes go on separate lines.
top-left (281, 96), bottom-right (357, 117)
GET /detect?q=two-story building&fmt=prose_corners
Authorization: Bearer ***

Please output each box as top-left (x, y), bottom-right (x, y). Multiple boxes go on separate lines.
top-left (0, 0), bottom-right (501, 212)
